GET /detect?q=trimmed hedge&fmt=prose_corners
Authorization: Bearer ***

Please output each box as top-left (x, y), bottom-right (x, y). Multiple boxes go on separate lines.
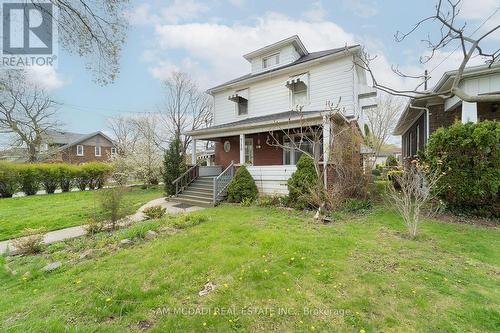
top-left (0, 162), bottom-right (113, 197)
top-left (227, 165), bottom-right (258, 203)
top-left (420, 120), bottom-right (499, 217)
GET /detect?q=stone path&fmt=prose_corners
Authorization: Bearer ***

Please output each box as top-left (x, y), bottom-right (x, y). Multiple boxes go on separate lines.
top-left (0, 198), bottom-right (203, 255)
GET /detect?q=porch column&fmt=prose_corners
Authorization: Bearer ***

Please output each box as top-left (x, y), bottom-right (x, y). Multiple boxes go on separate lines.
top-left (191, 139), bottom-right (197, 165)
top-left (461, 101), bottom-right (478, 123)
top-left (239, 134), bottom-right (245, 164)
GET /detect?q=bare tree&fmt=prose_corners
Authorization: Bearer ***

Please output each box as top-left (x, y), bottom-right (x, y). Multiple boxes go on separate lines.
top-left (107, 115), bottom-right (139, 155)
top-left (385, 161), bottom-right (442, 238)
top-left (160, 71), bottom-right (213, 154)
top-left (28, 0), bottom-right (130, 85)
top-left (356, 0), bottom-right (500, 102)
top-left (267, 101), bottom-right (366, 212)
top-left (364, 94), bottom-right (405, 166)
top-left (0, 72), bottom-right (59, 162)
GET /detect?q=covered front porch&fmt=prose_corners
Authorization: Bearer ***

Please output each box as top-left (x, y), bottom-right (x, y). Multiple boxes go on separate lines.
top-left (187, 110), bottom-right (347, 195)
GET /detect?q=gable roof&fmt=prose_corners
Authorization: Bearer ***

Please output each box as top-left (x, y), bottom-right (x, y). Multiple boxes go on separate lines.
top-left (207, 45), bottom-right (360, 94)
top-left (44, 130), bottom-right (115, 150)
top-left (242, 35), bottom-right (309, 61)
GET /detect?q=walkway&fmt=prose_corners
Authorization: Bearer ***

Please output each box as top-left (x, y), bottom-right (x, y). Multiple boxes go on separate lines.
top-left (0, 198), bottom-right (203, 255)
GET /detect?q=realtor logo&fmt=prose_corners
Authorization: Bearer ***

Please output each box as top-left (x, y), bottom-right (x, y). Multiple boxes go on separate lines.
top-left (1, 1), bottom-right (58, 67)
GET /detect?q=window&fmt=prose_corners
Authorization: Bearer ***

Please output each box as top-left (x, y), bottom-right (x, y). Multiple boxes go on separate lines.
top-left (238, 98), bottom-right (248, 116)
top-left (111, 147), bottom-right (117, 155)
top-left (76, 145), bottom-right (84, 156)
top-left (95, 146), bottom-right (101, 157)
top-left (244, 138), bottom-right (253, 164)
top-left (263, 53), bottom-right (279, 69)
top-left (283, 136), bottom-right (317, 165)
top-left (292, 81), bottom-right (308, 107)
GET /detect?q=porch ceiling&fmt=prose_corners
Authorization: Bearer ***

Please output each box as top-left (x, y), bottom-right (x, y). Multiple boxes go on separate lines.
top-left (186, 110), bottom-right (325, 140)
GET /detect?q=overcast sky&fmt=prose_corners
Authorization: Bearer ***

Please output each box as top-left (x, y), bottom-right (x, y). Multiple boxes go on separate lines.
top-left (21, 0), bottom-right (500, 135)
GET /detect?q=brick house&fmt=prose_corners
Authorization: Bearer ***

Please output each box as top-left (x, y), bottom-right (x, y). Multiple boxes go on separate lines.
top-left (41, 130), bottom-right (117, 163)
top-left (394, 63), bottom-right (500, 159)
top-left (171, 36), bottom-right (376, 206)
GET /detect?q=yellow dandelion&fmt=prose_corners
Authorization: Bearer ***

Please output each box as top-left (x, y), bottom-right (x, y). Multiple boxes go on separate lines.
top-left (286, 288), bottom-right (290, 292)
top-left (282, 271), bottom-right (286, 275)
top-left (106, 297), bottom-right (112, 302)
top-left (213, 312), bottom-right (218, 316)
top-left (291, 257), bottom-right (295, 261)
top-left (321, 263), bottom-right (324, 267)
top-left (75, 279), bottom-right (82, 284)
top-left (299, 320), bottom-right (303, 324)
top-left (444, 277), bottom-right (448, 281)
top-left (33, 289), bottom-right (38, 293)
top-left (317, 272), bottom-right (321, 275)
top-left (270, 313), bottom-right (273, 317)
top-left (239, 277), bottom-right (242, 280)
top-left (229, 319), bottom-right (233, 323)
top-left (355, 311), bottom-right (360, 315)
top-left (360, 330), bottom-right (366, 333)
top-left (310, 325), bottom-right (316, 330)
top-left (203, 322), bottom-right (207, 326)
top-left (301, 257), bottom-right (305, 260)
top-left (412, 290), bottom-right (416, 294)
top-left (224, 283), bottom-right (228, 288)
top-left (22, 277), bottom-right (27, 281)
top-left (262, 255), bottom-right (266, 258)
top-left (264, 269), bottom-right (268, 273)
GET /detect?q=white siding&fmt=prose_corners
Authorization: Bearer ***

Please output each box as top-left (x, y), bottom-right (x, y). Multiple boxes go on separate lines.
top-left (213, 56), bottom-right (356, 126)
top-left (247, 165), bottom-right (297, 195)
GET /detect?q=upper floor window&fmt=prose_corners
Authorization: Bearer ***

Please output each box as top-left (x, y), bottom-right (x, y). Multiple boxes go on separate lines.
top-left (286, 73), bottom-right (309, 108)
top-left (228, 88), bottom-right (249, 116)
top-left (292, 81), bottom-right (308, 107)
top-left (263, 53), bottom-right (279, 69)
top-left (76, 145), bottom-right (84, 156)
top-left (95, 146), bottom-right (101, 157)
top-left (238, 98), bottom-right (248, 116)
top-left (111, 147), bottom-right (117, 155)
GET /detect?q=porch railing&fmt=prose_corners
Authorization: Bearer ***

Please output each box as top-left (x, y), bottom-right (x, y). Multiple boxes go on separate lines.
top-left (172, 163), bottom-right (200, 196)
top-left (213, 161), bottom-right (235, 204)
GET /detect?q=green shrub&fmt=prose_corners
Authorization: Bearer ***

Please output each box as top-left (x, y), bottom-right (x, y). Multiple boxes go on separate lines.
top-left (58, 164), bottom-right (77, 192)
top-left (98, 186), bottom-right (128, 229)
top-left (255, 194), bottom-right (284, 207)
top-left (371, 168), bottom-right (381, 177)
top-left (171, 214), bottom-right (208, 229)
top-left (163, 137), bottom-right (186, 196)
top-left (37, 163), bottom-right (60, 194)
top-left (83, 162), bottom-right (112, 190)
top-left (386, 155), bottom-right (398, 167)
top-left (0, 162), bottom-right (19, 197)
top-left (18, 164), bottom-right (40, 195)
top-left (420, 120), bottom-right (499, 217)
top-left (341, 198), bottom-right (372, 213)
top-left (74, 166), bottom-right (89, 191)
top-left (227, 165), bottom-right (258, 203)
top-left (287, 155), bottom-right (318, 209)
top-left (143, 205), bottom-right (167, 220)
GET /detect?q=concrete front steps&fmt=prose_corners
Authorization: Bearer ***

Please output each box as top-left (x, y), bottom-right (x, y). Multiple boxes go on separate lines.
top-left (171, 177), bottom-right (215, 207)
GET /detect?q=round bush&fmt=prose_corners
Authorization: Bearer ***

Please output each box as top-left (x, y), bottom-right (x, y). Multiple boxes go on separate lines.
top-left (227, 165), bottom-right (258, 203)
top-left (386, 155), bottom-right (398, 167)
top-left (0, 162), bottom-right (19, 197)
top-left (287, 154), bottom-right (318, 209)
top-left (81, 162), bottom-right (112, 190)
top-left (421, 120), bottom-right (499, 217)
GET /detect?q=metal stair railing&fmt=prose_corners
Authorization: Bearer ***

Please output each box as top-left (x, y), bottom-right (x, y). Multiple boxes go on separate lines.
top-left (213, 161), bottom-right (235, 204)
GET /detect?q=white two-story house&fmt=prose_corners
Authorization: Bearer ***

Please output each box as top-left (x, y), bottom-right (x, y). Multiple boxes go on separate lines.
top-left (175, 36), bottom-right (376, 206)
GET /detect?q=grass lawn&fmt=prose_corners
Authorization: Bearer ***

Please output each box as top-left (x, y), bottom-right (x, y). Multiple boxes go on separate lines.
top-left (0, 205), bottom-right (498, 332)
top-left (0, 186), bottom-right (164, 240)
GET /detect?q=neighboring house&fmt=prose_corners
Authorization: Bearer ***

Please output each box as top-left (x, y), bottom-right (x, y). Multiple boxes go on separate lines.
top-left (0, 147), bottom-right (29, 163)
top-left (394, 63), bottom-right (500, 159)
top-left (180, 35), bottom-right (376, 203)
top-left (41, 130), bottom-right (117, 163)
top-left (369, 145), bottom-right (402, 167)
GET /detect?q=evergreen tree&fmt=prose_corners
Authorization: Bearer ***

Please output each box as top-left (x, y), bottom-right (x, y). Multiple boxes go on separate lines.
top-left (163, 137), bottom-right (186, 195)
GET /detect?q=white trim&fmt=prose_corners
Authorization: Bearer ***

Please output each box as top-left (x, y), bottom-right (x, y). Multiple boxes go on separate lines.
top-left (76, 145), bottom-right (84, 156)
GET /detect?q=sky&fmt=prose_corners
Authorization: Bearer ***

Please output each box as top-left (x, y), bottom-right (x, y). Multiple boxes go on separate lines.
top-left (14, 0), bottom-right (500, 136)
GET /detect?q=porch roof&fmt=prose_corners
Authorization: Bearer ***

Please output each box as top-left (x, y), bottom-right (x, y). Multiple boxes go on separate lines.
top-left (186, 110), bottom-right (326, 139)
